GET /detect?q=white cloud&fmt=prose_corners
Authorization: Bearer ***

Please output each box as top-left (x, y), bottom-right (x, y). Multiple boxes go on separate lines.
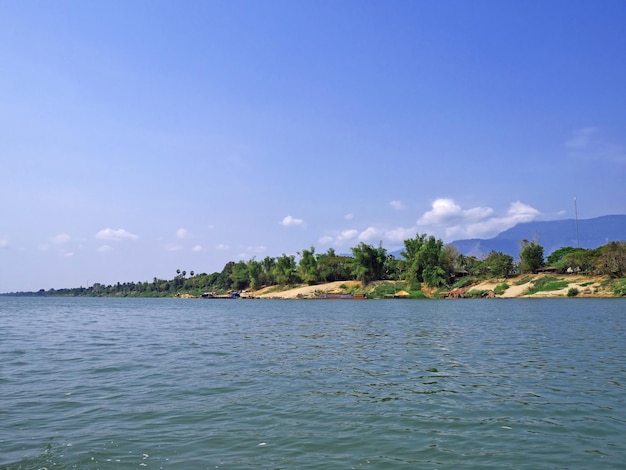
top-left (176, 228), bottom-right (189, 239)
top-left (95, 228), bottom-right (139, 241)
top-left (165, 244), bottom-right (183, 252)
top-left (443, 201), bottom-right (540, 240)
top-left (358, 226), bottom-right (380, 242)
top-left (507, 201), bottom-right (540, 220)
top-left (0, 237), bottom-right (9, 249)
top-left (385, 226), bottom-right (417, 242)
top-left (417, 198), bottom-right (463, 225)
top-left (380, 198), bottom-right (541, 241)
top-left (52, 233), bottom-right (71, 244)
top-left (320, 199), bottom-right (541, 249)
top-left (192, 245), bottom-right (203, 252)
top-left (318, 235), bottom-right (334, 244)
top-left (216, 243), bottom-right (230, 251)
top-left (344, 213), bottom-right (354, 220)
top-left (97, 245), bottom-right (113, 252)
top-left (337, 229), bottom-right (359, 242)
top-left (280, 215), bottom-right (304, 227)
top-left (389, 200), bottom-right (406, 210)
top-left (463, 206), bottom-right (494, 221)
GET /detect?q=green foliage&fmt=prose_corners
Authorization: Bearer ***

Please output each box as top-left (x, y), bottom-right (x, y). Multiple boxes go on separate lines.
top-left (451, 277), bottom-right (474, 289)
top-left (401, 233), bottom-right (449, 287)
top-left (494, 283), bottom-right (509, 295)
top-left (547, 246), bottom-right (599, 274)
top-left (229, 261), bottom-right (250, 291)
top-left (272, 254), bottom-right (300, 286)
top-left (525, 276), bottom-right (569, 295)
top-left (514, 275), bottom-right (534, 285)
top-left (316, 249), bottom-right (351, 282)
top-left (298, 247), bottom-right (318, 285)
top-left (567, 287), bottom-right (579, 297)
top-left (519, 240), bottom-right (544, 273)
top-left (546, 246), bottom-right (578, 266)
top-left (596, 241), bottom-right (626, 278)
top-left (7, 236), bottom-right (626, 299)
top-left (608, 278), bottom-right (626, 296)
top-left (247, 259), bottom-right (263, 290)
top-left (465, 289), bottom-right (487, 298)
top-left (368, 282), bottom-right (398, 298)
top-left (475, 251), bottom-right (514, 278)
top-left (350, 242), bottom-right (387, 284)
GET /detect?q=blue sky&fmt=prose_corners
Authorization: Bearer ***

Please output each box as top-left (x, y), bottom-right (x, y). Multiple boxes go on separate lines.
top-left (1, 0), bottom-right (625, 292)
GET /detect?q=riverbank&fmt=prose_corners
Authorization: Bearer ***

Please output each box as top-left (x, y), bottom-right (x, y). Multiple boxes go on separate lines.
top-left (246, 274), bottom-right (621, 299)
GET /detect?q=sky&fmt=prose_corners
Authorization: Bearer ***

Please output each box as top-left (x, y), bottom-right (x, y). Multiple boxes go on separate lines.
top-left (1, 0), bottom-right (625, 292)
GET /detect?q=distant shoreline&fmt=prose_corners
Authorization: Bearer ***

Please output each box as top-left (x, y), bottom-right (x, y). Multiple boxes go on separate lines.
top-left (3, 274), bottom-right (623, 299)
top-left (236, 274), bottom-right (620, 299)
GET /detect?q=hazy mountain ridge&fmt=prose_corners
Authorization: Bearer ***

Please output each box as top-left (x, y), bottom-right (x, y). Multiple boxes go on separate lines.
top-left (450, 215), bottom-right (626, 259)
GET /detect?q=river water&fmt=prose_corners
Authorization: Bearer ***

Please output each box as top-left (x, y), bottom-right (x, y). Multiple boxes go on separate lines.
top-left (1, 297), bottom-right (624, 469)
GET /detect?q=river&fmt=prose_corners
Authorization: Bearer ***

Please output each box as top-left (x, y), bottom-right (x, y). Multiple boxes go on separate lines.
top-left (1, 297), bottom-right (624, 469)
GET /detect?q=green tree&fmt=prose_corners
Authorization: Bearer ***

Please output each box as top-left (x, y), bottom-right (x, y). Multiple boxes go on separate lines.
top-left (218, 262), bottom-right (236, 290)
top-left (316, 248), bottom-right (351, 282)
top-left (350, 242), bottom-right (387, 284)
top-left (596, 241), bottom-right (626, 277)
top-left (261, 256), bottom-right (277, 286)
top-left (247, 259), bottom-right (263, 290)
top-left (384, 254), bottom-right (400, 280)
top-left (401, 234), bottom-right (448, 287)
top-left (298, 247), bottom-right (318, 285)
top-left (230, 261), bottom-right (250, 291)
top-left (546, 246), bottom-right (577, 267)
top-left (461, 255), bottom-right (480, 276)
top-left (478, 251), bottom-right (514, 278)
top-left (272, 254), bottom-right (299, 286)
top-left (519, 240), bottom-right (544, 273)
top-left (443, 244), bottom-right (462, 278)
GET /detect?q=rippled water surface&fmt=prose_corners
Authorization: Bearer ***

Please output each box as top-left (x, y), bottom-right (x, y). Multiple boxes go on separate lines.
top-left (1, 297), bottom-right (625, 469)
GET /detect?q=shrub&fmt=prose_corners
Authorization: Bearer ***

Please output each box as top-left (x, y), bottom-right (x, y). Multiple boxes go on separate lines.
top-left (494, 283), bottom-right (509, 295)
top-left (465, 289), bottom-right (486, 298)
top-left (514, 276), bottom-right (533, 286)
top-left (610, 279), bottom-right (626, 297)
top-left (567, 287), bottom-right (579, 297)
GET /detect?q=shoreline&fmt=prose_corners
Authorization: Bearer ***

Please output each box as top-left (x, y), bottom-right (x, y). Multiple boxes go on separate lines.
top-left (244, 274), bottom-right (618, 299)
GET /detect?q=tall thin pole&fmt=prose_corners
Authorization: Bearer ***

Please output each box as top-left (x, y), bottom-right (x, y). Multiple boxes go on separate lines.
top-left (574, 196), bottom-right (580, 248)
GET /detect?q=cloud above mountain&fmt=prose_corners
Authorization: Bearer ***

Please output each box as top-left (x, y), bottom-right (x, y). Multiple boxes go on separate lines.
top-left (425, 200), bottom-right (540, 240)
top-left (319, 199), bottom-right (541, 248)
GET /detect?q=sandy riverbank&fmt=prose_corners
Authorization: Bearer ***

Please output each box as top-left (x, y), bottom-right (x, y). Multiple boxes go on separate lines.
top-left (244, 274), bottom-right (616, 299)
top-left (467, 274), bottom-right (611, 298)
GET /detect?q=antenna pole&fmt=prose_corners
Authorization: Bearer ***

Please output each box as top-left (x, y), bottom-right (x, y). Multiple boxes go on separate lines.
top-left (574, 196), bottom-right (580, 248)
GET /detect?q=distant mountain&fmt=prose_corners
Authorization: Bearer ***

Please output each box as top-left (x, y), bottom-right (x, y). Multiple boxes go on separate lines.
top-left (450, 215), bottom-right (626, 259)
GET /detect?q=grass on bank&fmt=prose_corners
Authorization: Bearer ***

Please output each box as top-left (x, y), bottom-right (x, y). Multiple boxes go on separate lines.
top-left (525, 276), bottom-right (570, 295)
top-left (494, 283), bottom-right (509, 295)
top-left (604, 278), bottom-right (626, 296)
top-left (366, 281), bottom-right (428, 299)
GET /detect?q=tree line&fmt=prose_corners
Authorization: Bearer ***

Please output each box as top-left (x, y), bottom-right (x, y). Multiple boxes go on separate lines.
top-left (6, 235), bottom-right (626, 297)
